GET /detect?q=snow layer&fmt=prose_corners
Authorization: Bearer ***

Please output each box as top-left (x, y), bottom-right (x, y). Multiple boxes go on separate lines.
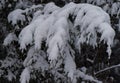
top-left (23, 46), bottom-right (49, 71)
top-left (3, 32), bottom-right (18, 46)
top-left (8, 9), bottom-right (25, 25)
top-left (17, 2), bottom-right (115, 83)
top-left (20, 67), bottom-right (30, 83)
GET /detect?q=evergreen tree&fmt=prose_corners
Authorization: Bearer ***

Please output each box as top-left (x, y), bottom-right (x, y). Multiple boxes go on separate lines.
top-left (0, 0), bottom-right (119, 83)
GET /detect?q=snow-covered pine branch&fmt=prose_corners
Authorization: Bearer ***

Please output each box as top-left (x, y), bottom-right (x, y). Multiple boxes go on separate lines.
top-left (85, 0), bottom-right (120, 32)
top-left (8, 4), bottom-right (43, 26)
top-left (3, 1), bottom-right (115, 83)
top-left (3, 32), bottom-right (18, 46)
top-left (19, 2), bottom-right (115, 59)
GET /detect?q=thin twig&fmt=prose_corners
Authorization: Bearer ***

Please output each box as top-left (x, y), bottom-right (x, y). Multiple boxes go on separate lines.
top-left (95, 64), bottom-right (120, 76)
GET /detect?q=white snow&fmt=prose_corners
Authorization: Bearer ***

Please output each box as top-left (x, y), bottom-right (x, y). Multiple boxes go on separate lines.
top-left (64, 50), bottom-right (76, 81)
top-left (8, 4), bottom-right (43, 26)
top-left (111, 2), bottom-right (120, 16)
top-left (87, 0), bottom-right (107, 6)
top-left (19, 15), bottom-right (47, 50)
top-left (5, 70), bottom-right (16, 81)
top-left (75, 70), bottom-right (102, 83)
top-left (8, 9), bottom-right (25, 25)
top-left (47, 16), bottom-right (69, 61)
top-left (20, 67), bottom-right (30, 83)
top-left (8, 2), bottom-right (115, 83)
top-left (19, 2), bottom-right (115, 60)
top-left (99, 23), bottom-right (115, 59)
top-left (34, 14), bottom-right (54, 50)
top-left (3, 32), bottom-right (18, 46)
top-left (23, 46), bottom-right (49, 71)
top-left (43, 2), bottom-right (60, 14)
top-left (73, 3), bottom-right (115, 58)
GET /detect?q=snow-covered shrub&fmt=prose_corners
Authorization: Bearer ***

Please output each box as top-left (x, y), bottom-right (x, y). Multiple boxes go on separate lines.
top-left (1, 1), bottom-right (115, 83)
